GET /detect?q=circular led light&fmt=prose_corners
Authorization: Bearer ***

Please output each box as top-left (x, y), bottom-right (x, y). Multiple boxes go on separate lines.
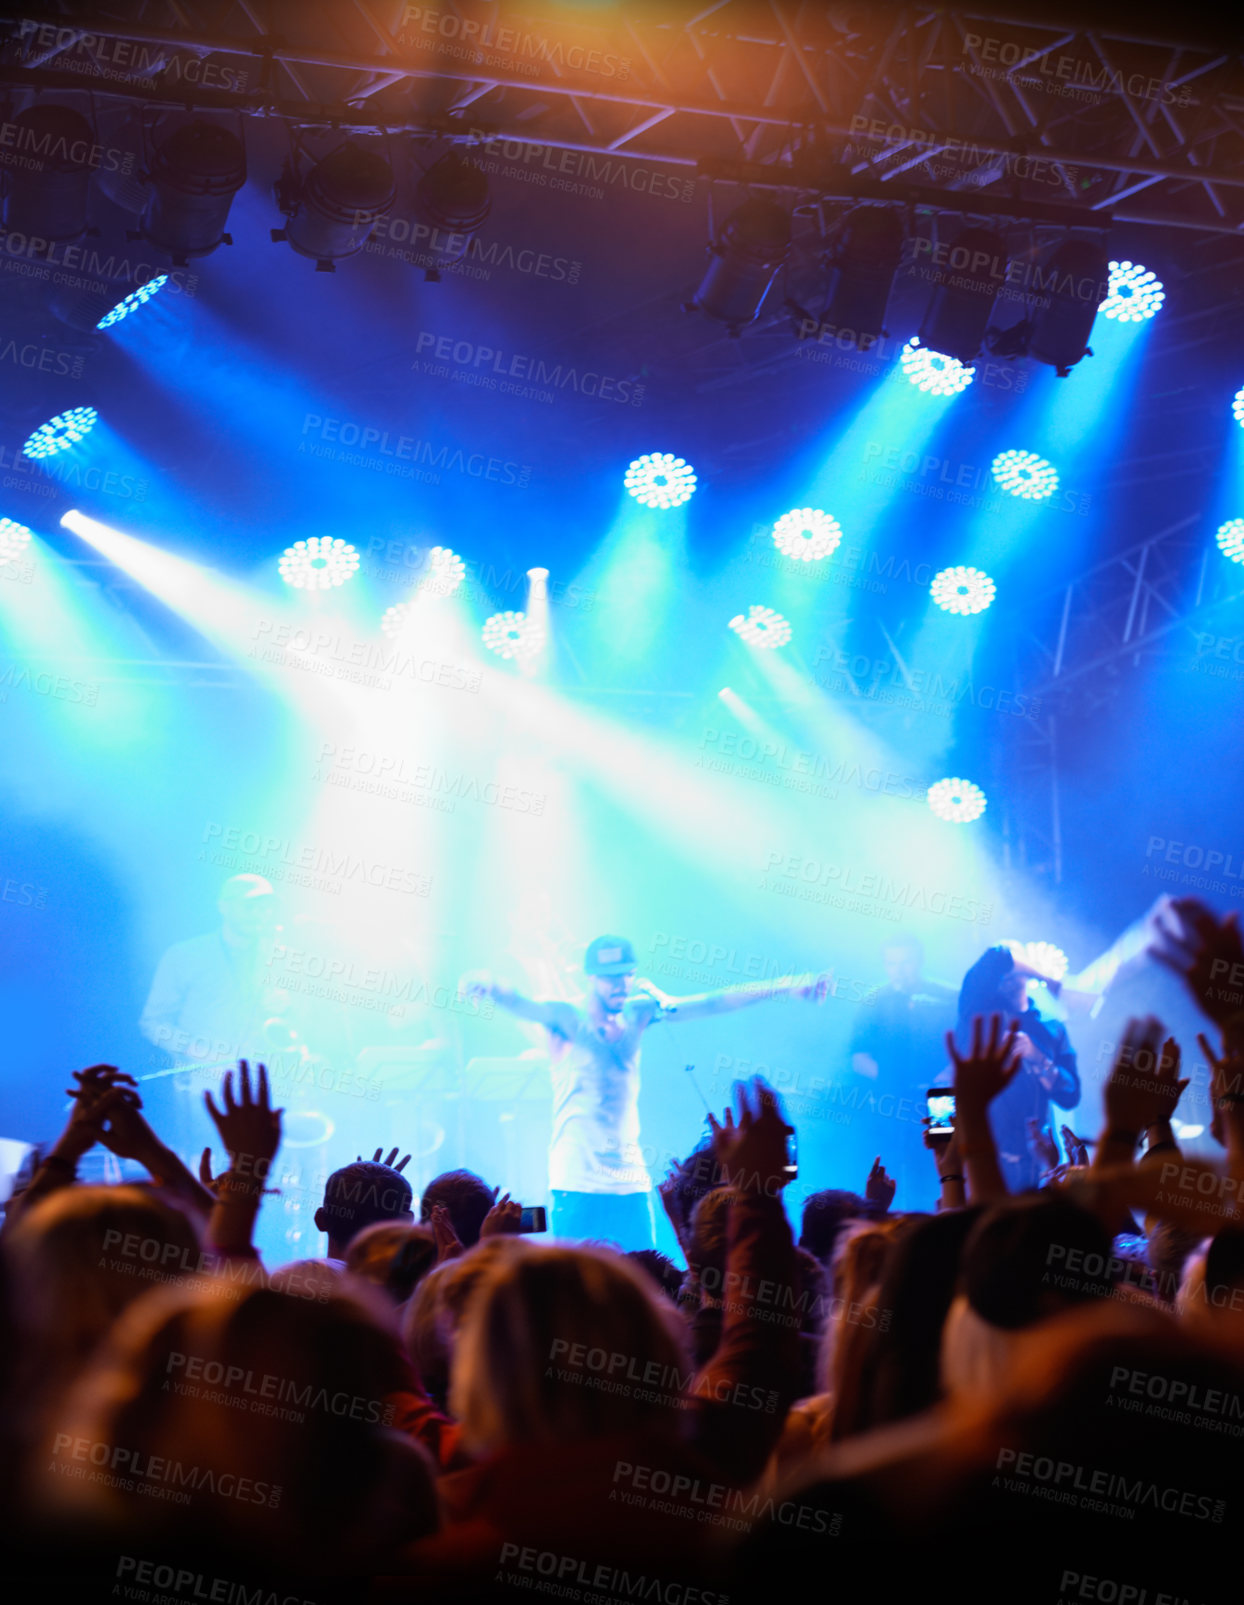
top-left (422, 545), bottom-right (465, 596)
top-left (1233, 386), bottom-right (1244, 430)
top-left (96, 275), bottom-right (169, 330)
top-left (1216, 519), bottom-right (1244, 566)
top-left (772, 508), bottom-right (843, 562)
top-left (991, 449), bottom-right (1059, 501)
top-left (624, 453), bottom-right (697, 509)
top-left (1020, 940), bottom-right (1069, 982)
top-left (482, 610), bottom-right (545, 660)
top-left (0, 517), bottom-right (33, 564)
top-left (1100, 260), bottom-right (1164, 322)
top-left (930, 566), bottom-right (996, 615)
top-left (728, 605), bottom-right (792, 649)
top-left (381, 603), bottom-right (411, 639)
top-left (278, 537), bottom-right (360, 589)
top-left (927, 777), bottom-right (987, 823)
top-left (900, 337), bottom-right (974, 396)
top-left (23, 406), bottom-right (98, 460)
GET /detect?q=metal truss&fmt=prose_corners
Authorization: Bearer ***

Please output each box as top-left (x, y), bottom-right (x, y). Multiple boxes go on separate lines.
top-left (2, 2), bottom-right (1243, 234)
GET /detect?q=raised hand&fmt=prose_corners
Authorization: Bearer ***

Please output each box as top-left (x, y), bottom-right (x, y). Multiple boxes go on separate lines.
top-left (360, 1146), bottom-right (411, 1173)
top-left (792, 971), bottom-right (833, 1003)
top-left (1102, 1019), bottom-right (1188, 1138)
top-left (479, 1192), bottom-right (523, 1238)
top-left (946, 1014), bottom-right (1023, 1111)
top-left (708, 1077), bottom-right (794, 1197)
top-left (1027, 1119), bottom-right (1060, 1172)
top-left (203, 1060), bottom-right (282, 1187)
top-left (457, 969), bottom-right (493, 1002)
top-left (1198, 1032), bottom-right (1244, 1153)
top-left (865, 1156), bottom-right (897, 1212)
top-left (429, 1203), bottom-right (464, 1262)
top-left (1151, 898), bottom-right (1244, 1028)
top-left (1059, 1125), bottom-right (1092, 1167)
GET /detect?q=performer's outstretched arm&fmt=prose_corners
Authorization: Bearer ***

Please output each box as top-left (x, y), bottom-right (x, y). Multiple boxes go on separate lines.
top-left (635, 972), bottom-right (831, 1023)
top-left (459, 971), bottom-right (577, 1034)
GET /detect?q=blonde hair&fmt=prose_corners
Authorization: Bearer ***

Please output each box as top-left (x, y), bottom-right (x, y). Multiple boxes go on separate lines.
top-left (449, 1243), bottom-right (692, 1452)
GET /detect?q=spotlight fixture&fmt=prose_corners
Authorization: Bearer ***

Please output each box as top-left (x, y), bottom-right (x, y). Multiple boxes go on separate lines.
top-left (1216, 519), bottom-right (1244, 566)
top-left (1024, 238), bottom-right (1111, 378)
top-left (729, 605), bottom-right (792, 649)
top-left (1012, 940), bottom-right (1069, 982)
top-left (930, 566), bottom-right (996, 615)
top-left (991, 450), bottom-right (1059, 501)
top-left (1233, 387), bottom-right (1244, 430)
top-left (273, 141), bottom-right (395, 271)
top-left (140, 120), bottom-right (247, 264)
top-left (624, 453), bottom-right (697, 509)
top-left (900, 337), bottom-right (974, 396)
top-left (927, 777), bottom-right (987, 823)
top-left (0, 518), bottom-right (33, 564)
top-left (278, 537), bottom-right (360, 589)
top-left (1100, 260), bottom-right (1164, 322)
top-left (819, 206), bottom-right (904, 349)
top-left (421, 545), bottom-right (466, 596)
top-left (772, 508), bottom-right (842, 561)
top-left (688, 198), bottom-right (791, 335)
top-left (95, 275), bottom-right (169, 330)
top-left (23, 406), bottom-right (98, 460)
top-left (482, 610), bottom-right (545, 660)
top-left (917, 226), bottom-right (1004, 365)
top-left (2, 104), bottom-right (96, 242)
top-left (411, 152), bottom-right (491, 281)
top-left (381, 603), bottom-right (411, 639)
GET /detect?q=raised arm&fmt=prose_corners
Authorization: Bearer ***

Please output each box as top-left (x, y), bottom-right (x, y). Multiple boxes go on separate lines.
top-left (640, 971), bottom-right (831, 1024)
top-left (458, 970), bottom-right (577, 1035)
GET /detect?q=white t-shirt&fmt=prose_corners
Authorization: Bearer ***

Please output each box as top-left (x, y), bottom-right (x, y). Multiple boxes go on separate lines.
top-left (546, 998), bottom-right (653, 1195)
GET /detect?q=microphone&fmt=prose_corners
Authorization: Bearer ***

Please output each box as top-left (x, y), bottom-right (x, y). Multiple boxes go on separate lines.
top-left (631, 979), bottom-right (677, 1016)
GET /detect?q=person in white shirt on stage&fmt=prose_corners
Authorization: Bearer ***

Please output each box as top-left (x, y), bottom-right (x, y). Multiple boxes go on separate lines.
top-left (461, 934), bottom-right (829, 1250)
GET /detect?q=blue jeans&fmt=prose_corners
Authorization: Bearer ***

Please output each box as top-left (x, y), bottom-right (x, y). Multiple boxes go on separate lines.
top-left (550, 1190), bottom-right (656, 1251)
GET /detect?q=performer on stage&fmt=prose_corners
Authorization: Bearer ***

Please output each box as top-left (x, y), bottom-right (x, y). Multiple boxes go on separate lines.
top-left (140, 874), bottom-right (283, 1068)
top-left (955, 944), bottom-right (1081, 1191)
top-left (461, 934), bottom-right (829, 1250)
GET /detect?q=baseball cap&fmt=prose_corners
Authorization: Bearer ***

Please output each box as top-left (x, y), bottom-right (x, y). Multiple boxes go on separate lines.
top-left (584, 935), bottom-right (637, 976)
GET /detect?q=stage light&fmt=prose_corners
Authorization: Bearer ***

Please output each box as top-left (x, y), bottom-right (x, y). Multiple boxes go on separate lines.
top-left (930, 566), bottom-right (996, 615)
top-left (900, 337), bottom-right (974, 396)
top-left (411, 152), bottom-right (491, 281)
top-left (141, 120), bottom-right (247, 264)
top-left (689, 198), bottom-right (791, 334)
top-left (273, 141), bottom-right (395, 271)
top-left (1, 104), bottom-right (95, 242)
top-left (917, 226), bottom-right (1004, 365)
top-left (624, 454), bottom-right (697, 509)
top-left (1100, 260), bottom-right (1164, 322)
top-left (819, 206), bottom-right (904, 348)
top-left (1216, 519), bottom-right (1244, 565)
top-left (991, 450), bottom-right (1059, 500)
top-left (927, 777), bottom-right (987, 823)
top-left (278, 537), bottom-right (360, 589)
top-left (729, 605), bottom-right (792, 649)
top-left (422, 545), bottom-right (466, 596)
top-left (96, 275), bottom-right (169, 330)
top-left (772, 508), bottom-right (842, 561)
top-left (0, 518), bottom-right (33, 564)
top-left (1025, 239), bottom-right (1111, 378)
top-left (1233, 387), bottom-right (1244, 429)
top-left (381, 603), bottom-right (411, 639)
top-left (483, 610), bottom-right (545, 660)
top-left (1016, 940), bottom-right (1070, 982)
top-left (23, 406), bottom-right (98, 461)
